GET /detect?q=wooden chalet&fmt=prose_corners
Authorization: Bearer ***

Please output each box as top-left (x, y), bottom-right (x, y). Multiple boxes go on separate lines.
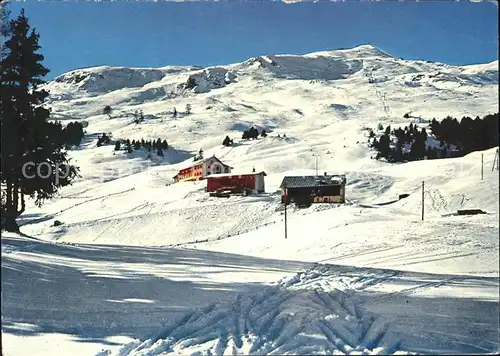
top-left (280, 173), bottom-right (346, 207)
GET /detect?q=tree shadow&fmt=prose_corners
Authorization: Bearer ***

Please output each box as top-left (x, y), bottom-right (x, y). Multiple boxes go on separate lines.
top-left (353, 289), bottom-right (499, 354)
top-left (1, 234), bottom-right (311, 348)
top-left (17, 213), bottom-right (54, 227)
top-left (3, 235), bottom-right (498, 355)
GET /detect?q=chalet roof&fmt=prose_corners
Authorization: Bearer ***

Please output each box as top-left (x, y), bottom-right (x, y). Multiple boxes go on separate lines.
top-left (184, 155), bottom-right (233, 170)
top-left (207, 171), bottom-right (267, 179)
top-left (280, 175), bottom-right (346, 188)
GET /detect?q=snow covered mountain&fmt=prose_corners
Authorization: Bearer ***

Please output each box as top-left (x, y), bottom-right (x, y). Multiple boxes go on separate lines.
top-left (2, 44), bottom-right (499, 356)
top-left (42, 44), bottom-right (498, 165)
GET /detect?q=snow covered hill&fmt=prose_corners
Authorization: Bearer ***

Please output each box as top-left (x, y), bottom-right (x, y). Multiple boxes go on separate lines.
top-left (2, 44), bottom-right (499, 356)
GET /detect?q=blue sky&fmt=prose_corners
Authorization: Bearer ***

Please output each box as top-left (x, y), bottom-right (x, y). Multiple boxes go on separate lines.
top-left (5, 1), bottom-right (499, 79)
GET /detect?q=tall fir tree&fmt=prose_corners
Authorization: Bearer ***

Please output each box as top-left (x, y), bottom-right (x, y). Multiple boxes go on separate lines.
top-left (0, 9), bottom-right (78, 231)
top-left (377, 134), bottom-right (391, 159)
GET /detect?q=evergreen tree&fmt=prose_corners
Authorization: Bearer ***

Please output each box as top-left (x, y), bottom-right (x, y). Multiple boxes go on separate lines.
top-left (393, 137), bottom-right (404, 162)
top-left (420, 127), bottom-right (427, 140)
top-left (103, 105), bottom-right (112, 116)
top-left (114, 141), bottom-right (121, 151)
top-left (157, 147), bottom-right (163, 157)
top-left (96, 133), bottom-right (111, 147)
top-left (172, 107), bottom-right (177, 118)
top-left (377, 134), bottom-right (390, 159)
top-left (125, 140), bottom-right (133, 153)
top-left (162, 139), bottom-right (168, 150)
top-left (260, 129), bottom-right (267, 138)
top-left (394, 128), bottom-right (404, 143)
top-left (223, 135), bottom-right (232, 146)
top-left (185, 103), bottom-right (191, 115)
top-left (410, 131), bottom-right (426, 160)
top-left (133, 109), bottom-right (144, 124)
top-left (1, 9), bottom-right (78, 231)
top-left (133, 140), bottom-right (141, 150)
top-left (430, 118), bottom-right (440, 137)
top-left (0, 4), bottom-right (10, 43)
top-left (61, 121), bottom-right (84, 147)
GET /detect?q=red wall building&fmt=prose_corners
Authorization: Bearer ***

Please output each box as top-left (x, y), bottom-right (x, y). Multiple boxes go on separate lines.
top-left (206, 172), bottom-right (267, 193)
top-left (173, 155), bottom-right (232, 182)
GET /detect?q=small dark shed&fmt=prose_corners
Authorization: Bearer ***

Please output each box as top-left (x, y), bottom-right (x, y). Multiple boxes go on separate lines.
top-left (280, 173), bottom-right (347, 207)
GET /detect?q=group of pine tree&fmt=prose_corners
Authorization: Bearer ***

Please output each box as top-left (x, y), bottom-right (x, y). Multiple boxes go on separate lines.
top-left (115, 137), bottom-right (169, 156)
top-left (51, 121), bottom-right (85, 147)
top-left (242, 127), bottom-right (267, 140)
top-left (1, 9), bottom-right (80, 231)
top-left (222, 126), bottom-right (268, 146)
top-left (370, 113), bottom-right (499, 162)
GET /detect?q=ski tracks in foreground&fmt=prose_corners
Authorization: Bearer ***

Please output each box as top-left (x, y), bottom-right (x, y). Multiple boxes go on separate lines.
top-left (103, 279), bottom-right (411, 356)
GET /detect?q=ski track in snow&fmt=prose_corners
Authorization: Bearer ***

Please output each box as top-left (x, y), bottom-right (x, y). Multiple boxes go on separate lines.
top-left (105, 286), bottom-right (408, 356)
top-left (104, 262), bottom-right (500, 356)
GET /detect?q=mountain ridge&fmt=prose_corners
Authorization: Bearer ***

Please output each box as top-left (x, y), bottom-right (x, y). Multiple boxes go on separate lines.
top-left (47, 44), bottom-right (498, 96)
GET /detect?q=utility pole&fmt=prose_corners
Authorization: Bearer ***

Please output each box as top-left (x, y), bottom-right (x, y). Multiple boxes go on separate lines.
top-left (313, 153), bottom-right (319, 176)
top-left (284, 183), bottom-right (288, 239)
top-left (421, 181), bottom-right (425, 221)
top-left (493, 148), bottom-right (499, 171)
top-left (481, 153), bottom-right (484, 180)
top-left (497, 148), bottom-right (500, 171)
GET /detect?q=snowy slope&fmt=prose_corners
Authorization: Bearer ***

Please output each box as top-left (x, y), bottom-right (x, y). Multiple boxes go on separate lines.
top-left (2, 44), bottom-right (499, 356)
top-left (3, 233), bottom-right (498, 356)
